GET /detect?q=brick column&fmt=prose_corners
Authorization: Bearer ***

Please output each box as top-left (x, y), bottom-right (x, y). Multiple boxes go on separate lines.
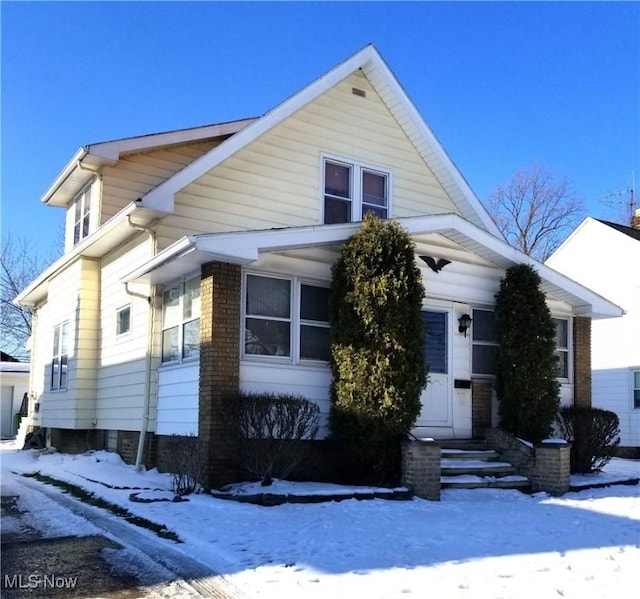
top-left (401, 440), bottom-right (441, 501)
top-left (199, 262), bottom-right (241, 488)
top-left (573, 317), bottom-right (591, 408)
top-left (472, 380), bottom-right (493, 438)
top-left (532, 441), bottom-right (571, 496)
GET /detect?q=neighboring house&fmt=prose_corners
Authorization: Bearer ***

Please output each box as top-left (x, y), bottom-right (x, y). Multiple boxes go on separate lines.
top-left (0, 352), bottom-right (30, 439)
top-left (16, 45), bottom-right (622, 484)
top-left (546, 213), bottom-right (640, 453)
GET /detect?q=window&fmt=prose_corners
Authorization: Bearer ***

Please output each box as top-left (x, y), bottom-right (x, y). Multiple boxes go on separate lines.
top-left (633, 371), bottom-right (640, 409)
top-left (51, 321), bottom-right (69, 390)
top-left (323, 158), bottom-right (389, 224)
top-left (116, 306), bottom-right (131, 336)
top-left (472, 309), bottom-right (498, 376)
top-left (73, 186), bottom-right (91, 245)
top-left (422, 311), bottom-right (448, 374)
top-left (552, 318), bottom-right (570, 379)
top-left (244, 274), bottom-right (330, 363)
top-left (161, 276), bottom-right (201, 363)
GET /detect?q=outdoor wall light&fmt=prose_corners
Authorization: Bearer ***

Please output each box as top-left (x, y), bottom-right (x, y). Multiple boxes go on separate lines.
top-left (458, 313), bottom-right (472, 337)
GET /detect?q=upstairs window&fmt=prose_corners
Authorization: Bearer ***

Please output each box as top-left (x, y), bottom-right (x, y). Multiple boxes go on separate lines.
top-left (323, 158), bottom-right (389, 224)
top-left (51, 321), bottom-right (69, 390)
top-left (161, 276), bottom-right (201, 363)
top-left (116, 305), bottom-right (131, 336)
top-left (73, 186), bottom-right (91, 245)
top-left (244, 274), bottom-right (330, 363)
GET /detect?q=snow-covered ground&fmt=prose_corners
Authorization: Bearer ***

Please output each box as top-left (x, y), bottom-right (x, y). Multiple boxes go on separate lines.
top-left (1, 441), bottom-right (639, 599)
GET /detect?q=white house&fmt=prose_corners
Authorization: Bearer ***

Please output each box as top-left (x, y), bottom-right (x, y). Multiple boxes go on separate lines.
top-left (0, 354), bottom-right (30, 439)
top-left (16, 45), bottom-right (623, 484)
top-left (546, 213), bottom-right (640, 453)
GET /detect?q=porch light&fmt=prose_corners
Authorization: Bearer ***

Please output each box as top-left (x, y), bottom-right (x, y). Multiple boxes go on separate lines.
top-left (458, 313), bottom-right (472, 337)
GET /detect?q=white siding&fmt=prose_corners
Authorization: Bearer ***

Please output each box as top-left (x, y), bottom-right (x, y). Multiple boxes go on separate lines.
top-left (156, 363), bottom-right (199, 435)
top-left (96, 235), bottom-right (156, 431)
top-left (547, 219), bottom-right (640, 446)
top-left (157, 71), bottom-right (458, 250)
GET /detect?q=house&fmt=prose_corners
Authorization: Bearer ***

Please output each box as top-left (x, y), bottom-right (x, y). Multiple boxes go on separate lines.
top-left (0, 352), bottom-right (30, 439)
top-left (16, 45), bottom-right (623, 484)
top-left (546, 213), bottom-right (640, 455)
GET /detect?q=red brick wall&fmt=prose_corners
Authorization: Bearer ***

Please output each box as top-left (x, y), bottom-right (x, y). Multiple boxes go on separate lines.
top-left (198, 261), bottom-right (241, 488)
top-left (573, 317), bottom-right (592, 408)
top-left (472, 379), bottom-right (493, 438)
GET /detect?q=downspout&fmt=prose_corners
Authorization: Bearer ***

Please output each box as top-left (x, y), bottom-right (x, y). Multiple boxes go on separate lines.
top-left (125, 216), bottom-right (157, 469)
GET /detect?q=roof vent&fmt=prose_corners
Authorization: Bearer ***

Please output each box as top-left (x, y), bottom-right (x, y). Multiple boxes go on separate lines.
top-left (352, 87), bottom-right (366, 98)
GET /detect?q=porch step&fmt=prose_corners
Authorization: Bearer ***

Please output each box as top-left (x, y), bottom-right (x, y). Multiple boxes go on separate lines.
top-left (440, 443), bottom-right (531, 492)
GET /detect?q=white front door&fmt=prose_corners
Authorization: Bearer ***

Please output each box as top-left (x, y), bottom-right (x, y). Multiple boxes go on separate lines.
top-left (414, 309), bottom-right (453, 432)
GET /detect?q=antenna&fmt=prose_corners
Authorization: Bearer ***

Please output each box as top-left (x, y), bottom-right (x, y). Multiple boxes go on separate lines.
top-left (599, 171), bottom-right (637, 223)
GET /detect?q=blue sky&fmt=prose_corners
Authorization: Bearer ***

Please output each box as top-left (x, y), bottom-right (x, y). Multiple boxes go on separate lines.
top-left (2, 1), bottom-right (639, 258)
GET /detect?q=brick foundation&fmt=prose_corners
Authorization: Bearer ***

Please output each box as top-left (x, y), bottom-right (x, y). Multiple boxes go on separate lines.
top-left (472, 379), bottom-right (493, 438)
top-left (48, 428), bottom-right (103, 454)
top-left (401, 439), bottom-right (441, 501)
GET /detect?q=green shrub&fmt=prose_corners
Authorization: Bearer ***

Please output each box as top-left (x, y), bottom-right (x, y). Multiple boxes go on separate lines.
top-left (329, 214), bottom-right (426, 484)
top-left (556, 406), bottom-right (620, 473)
top-left (494, 264), bottom-right (560, 442)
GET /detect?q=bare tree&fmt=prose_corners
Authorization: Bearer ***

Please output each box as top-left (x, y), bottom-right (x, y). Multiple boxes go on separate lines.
top-left (486, 164), bottom-right (585, 261)
top-left (1, 235), bottom-right (58, 361)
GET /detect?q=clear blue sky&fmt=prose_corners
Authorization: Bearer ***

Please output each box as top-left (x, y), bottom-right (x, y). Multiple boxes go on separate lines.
top-left (2, 1), bottom-right (639, 258)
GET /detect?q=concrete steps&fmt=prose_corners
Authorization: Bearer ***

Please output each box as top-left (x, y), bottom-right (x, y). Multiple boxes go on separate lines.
top-left (440, 443), bottom-right (531, 492)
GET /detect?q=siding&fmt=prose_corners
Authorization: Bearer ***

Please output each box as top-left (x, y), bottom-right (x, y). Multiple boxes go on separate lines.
top-left (156, 362), bottom-right (199, 435)
top-left (38, 258), bottom-right (100, 428)
top-left (96, 235), bottom-right (156, 431)
top-left (157, 70), bottom-right (458, 250)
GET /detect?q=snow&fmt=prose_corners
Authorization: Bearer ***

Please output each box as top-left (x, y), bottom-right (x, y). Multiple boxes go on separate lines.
top-left (1, 441), bottom-right (639, 599)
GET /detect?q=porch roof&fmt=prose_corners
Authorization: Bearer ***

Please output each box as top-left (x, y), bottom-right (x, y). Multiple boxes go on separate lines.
top-left (122, 213), bottom-right (623, 320)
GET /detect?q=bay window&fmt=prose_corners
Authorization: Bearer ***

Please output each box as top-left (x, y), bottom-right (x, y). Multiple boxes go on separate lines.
top-left (244, 274), bottom-right (330, 363)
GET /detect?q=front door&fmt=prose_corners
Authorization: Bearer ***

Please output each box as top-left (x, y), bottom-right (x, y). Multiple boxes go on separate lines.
top-left (415, 309), bottom-right (452, 430)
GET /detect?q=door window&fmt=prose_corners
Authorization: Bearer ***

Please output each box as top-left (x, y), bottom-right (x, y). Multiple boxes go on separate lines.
top-left (422, 311), bottom-right (448, 374)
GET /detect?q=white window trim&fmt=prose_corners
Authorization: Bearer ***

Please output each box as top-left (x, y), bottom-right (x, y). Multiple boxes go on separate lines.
top-left (552, 316), bottom-right (572, 383)
top-left (631, 368), bottom-right (640, 410)
top-left (115, 304), bottom-right (132, 338)
top-left (51, 320), bottom-right (70, 391)
top-left (242, 271), bottom-right (331, 366)
top-left (320, 153), bottom-right (392, 224)
top-left (471, 307), bottom-right (499, 378)
top-left (73, 184), bottom-right (92, 245)
top-left (160, 273), bottom-right (201, 366)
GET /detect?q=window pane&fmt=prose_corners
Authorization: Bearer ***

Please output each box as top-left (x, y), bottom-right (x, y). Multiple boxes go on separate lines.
top-left (73, 223), bottom-right (81, 245)
top-left (61, 322), bottom-right (69, 352)
top-left (163, 287), bottom-right (181, 328)
top-left (635, 371), bottom-right (640, 388)
top-left (301, 285), bottom-right (330, 322)
top-left (53, 326), bottom-right (60, 354)
top-left (325, 162), bottom-right (351, 198)
top-left (82, 214), bottom-right (90, 238)
top-left (162, 326), bottom-right (179, 362)
top-left (362, 205), bottom-right (387, 220)
top-left (60, 354), bottom-right (68, 389)
top-left (324, 197), bottom-right (351, 224)
top-left (245, 318), bottom-right (290, 356)
top-left (422, 311), bottom-right (447, 374)
top-left (117, 307), bottom-right (130, 335)
top-left (183, 319), bottom-right (200, 360)
top-left (246, 276), bottom-right (290, 318)
top-left (634, 389), bottom-right (640, 409)
top-left (473, 310), bottom-right (496, 342)
top-left (51, 357), bottom-right (60, 390)
top-left (362, 171), bottom-right (387, 207)
top-left (554, 319), bottom-right (568, 349)
top-left (473, 345), bottom-right (498, 376)
top-left (183, 277), bottom-right (201, 320)
top-left (300, 325), bottom-right (330, 361)
top-left (556, 351), bottom-right (569, 379)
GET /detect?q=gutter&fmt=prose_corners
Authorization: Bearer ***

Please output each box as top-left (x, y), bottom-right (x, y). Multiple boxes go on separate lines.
top-left (125, 217), bottom-right (157, 470)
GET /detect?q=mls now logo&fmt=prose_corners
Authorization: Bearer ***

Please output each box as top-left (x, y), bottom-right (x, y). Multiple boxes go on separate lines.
top-left (4, 574), bottom-right (79, 590)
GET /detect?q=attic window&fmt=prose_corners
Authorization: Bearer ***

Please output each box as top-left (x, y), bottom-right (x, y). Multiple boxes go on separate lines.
top-left (73, 186), bottom-right (91, 245)
top-left (352, 87), bottom-right (366, 98)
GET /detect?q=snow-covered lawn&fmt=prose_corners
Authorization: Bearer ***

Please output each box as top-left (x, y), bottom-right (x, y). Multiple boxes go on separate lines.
top-left (1, 442), bottom-right (638, 599)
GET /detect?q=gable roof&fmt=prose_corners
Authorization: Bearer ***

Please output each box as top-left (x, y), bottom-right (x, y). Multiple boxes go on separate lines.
top-left (42, 118), bottom-right (256, 208)
top-left (123, 213), bottom-right (622, 320)
top-left (598, 219), bottom-right (640, 241)
top-left (138, 45), bottom-right (502, 237)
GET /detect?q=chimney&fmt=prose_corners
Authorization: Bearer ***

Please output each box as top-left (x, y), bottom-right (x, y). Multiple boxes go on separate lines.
top-left (632, 208), bottom-right (640, 231)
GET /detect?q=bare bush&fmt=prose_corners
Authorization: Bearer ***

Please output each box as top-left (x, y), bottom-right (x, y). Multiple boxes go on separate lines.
top-left (164, 434), bottom-right (207, 495)
top-left (220, 392), bottom-right (320, 485)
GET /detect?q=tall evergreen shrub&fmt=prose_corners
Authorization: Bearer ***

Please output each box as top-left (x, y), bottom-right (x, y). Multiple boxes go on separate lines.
top-left (329, 214), bottom-right (426, 483)
top-left (494, 264), bottom-right (560, 442)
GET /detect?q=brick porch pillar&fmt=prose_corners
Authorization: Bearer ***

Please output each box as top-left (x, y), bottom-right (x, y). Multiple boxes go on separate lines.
top-left (199, 261), bottom-right (241, 488)
top-left (573, 317), bottom-right (591, 409)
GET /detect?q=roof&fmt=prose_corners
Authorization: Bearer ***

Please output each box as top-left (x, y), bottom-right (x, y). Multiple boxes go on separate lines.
top-left (598, 219), bottom-right (640, 241)
top-left (42, 118), bottom-right (256, 208)
top-left (123, 214), bottom-right (623, 320)
top-left (138, 45), bottom-right (502, 237)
